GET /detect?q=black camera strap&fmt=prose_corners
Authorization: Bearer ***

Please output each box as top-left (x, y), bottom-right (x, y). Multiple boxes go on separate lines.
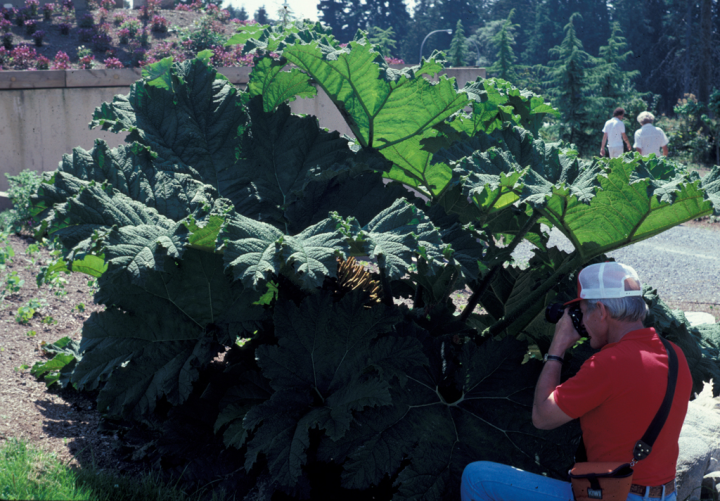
top-left (574, 336), bottom-right (678, 464)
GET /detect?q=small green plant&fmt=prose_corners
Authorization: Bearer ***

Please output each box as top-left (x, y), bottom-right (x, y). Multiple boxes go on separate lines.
top-left (15, 298), bottom-right (44, 324)
top-left (14, 364), bottom-right (30, 372)
top-left (0, 170), bottom-right (41, 233)
top-left (0, 240), bottom-right (14, 271)
top-left (41, 315), bottom-right (57, 325)
top-left (26, 330), bottom-right (37, 337)
top-left (26, 242), bottom-right (39, 257)
top-left (75, 303), bottom-right (85, 313)
top-left (5, 271), bottom-right (24, 294)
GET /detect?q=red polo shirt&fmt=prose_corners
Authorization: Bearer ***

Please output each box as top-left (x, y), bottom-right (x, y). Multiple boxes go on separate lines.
top-left (554, 327), bottom-right (692, 486)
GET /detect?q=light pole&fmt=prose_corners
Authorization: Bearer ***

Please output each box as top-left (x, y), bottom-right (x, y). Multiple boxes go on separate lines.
top-left (419, 29), bottom-right (453, 64)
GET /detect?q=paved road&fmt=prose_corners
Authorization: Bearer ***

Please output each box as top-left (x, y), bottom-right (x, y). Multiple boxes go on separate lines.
top-left (513, 225), bottom-right (720, 305)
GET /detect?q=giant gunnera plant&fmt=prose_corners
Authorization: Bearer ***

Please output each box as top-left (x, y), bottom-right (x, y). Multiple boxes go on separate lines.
top-left (32, 22), bottom-right (720, 500)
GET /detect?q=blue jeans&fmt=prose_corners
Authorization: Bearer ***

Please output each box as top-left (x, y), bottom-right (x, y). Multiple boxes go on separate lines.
top-left (461, 461), bottom-right (678, 501)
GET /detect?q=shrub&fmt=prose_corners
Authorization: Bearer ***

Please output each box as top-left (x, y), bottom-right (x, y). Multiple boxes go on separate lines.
top-left (77, 28), bottom-right (94, 42)
top-left (58, 22), bottom-right (71, 35)
top-left (78, 53), bottom-right (94, 69)
top-left (151, 15), bottom-right (167, 33)
top-left (129, 44), bottom-right (145, 66)
top-left (14, 9), bottom-right (26, 26)
top-left (51, 50), bottom-right (70, 69)
top-left (24, 19), bottom-right (36, 35)
top-left (24, 0), bottom-right (39, 17)
top-left (0, 7), bottom-right (14, 20)
top-left (61, 0), bottom-right (73, 10)
top-left (112, 11), bottom-right (125, 25)
top-left (2, 32), bottom-right (12, 49)
top-left (0, 46), bottom-right (7, 65)
top-left (78, 12), bottom-right (94, 28)
top-left (96, 7), bottom-right (108, 23)
top-left (104, 56), bottom-right (123, 68)
top-left (211, 44), bottom-right (253, 67)
top-left (120, 18), bottom-right (140, 37)
top-left (100, 0), bottom-right (114, 9)
top-left (181, 17), bottom-right (227, 51)
top-left (29, 28), bottom-right (720, 501)
top-left (35, 54), bottom-right (48, 69)
top-left (9, 44), bottom-right (36, 69)
top-left (144, 40), bottom-right (184, 62)
top-left (41, 3), bottom-right (55, 21)
top-left (92, 32), bottom-right (111, 51)
top-left (31, 29), bottom-right (45, 46)
top-left (138, 26), bottom-right (150, 47)
top-left (0, 18), bottom-right (11, 33)
top-left (117, 28), bottom-right (130, 44)
top-left (96, 22), bottom-right (110, 34)
top-left (4, 170), bottom-right (40, 233)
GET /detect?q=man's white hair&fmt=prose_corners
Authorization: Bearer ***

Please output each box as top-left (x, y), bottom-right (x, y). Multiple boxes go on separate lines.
top-left (637, 111), bottom-right (655, 125)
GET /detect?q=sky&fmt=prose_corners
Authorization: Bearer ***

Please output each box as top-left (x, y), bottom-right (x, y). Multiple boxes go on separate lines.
top-left (225, 0), bottom-right (416, 23)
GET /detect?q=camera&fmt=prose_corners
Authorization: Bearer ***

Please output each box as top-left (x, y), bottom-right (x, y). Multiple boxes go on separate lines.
top-left (545, 303), bottom-right (589, 338)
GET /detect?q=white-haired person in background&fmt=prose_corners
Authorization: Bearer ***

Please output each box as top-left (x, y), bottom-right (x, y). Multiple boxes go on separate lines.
top-left (634, 111), bottom-right (669, 157)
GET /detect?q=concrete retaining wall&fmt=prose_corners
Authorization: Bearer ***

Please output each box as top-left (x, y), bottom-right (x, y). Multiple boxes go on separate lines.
top-left (0, 65), bottom-right (485, 206)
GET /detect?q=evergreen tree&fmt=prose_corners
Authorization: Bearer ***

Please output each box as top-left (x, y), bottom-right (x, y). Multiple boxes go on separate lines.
top-left (237, 5), bottom-right (248, 21)
top-left (596, 22), bottom-right (640, 103)
top-left (448, 20), bottom-right (468, 67)
top-left (366, 0), bottom-right (410, 41)
top-left (368, 26), bottom-right (397, 58)
top-left (255, 5), bottom-right (271, 24)
top-left (544, 12), bottom-right (598, 152)
top-left (488, 10), bottom-right (518, 81)
top-left (318, 0), bottom-right (345, 37)
top-left (522, 0), bottom-right (564, 66)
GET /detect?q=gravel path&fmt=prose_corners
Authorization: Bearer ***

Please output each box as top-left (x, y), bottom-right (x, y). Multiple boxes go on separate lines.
top-left (513, 225), bottom-right (720, 314)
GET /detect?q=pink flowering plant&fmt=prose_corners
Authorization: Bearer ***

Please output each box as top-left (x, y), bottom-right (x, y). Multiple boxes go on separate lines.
top-left (120, 18), bottom-right (140, 37)
top-left (10, 45), bottom-right (37, 69)
top-left (41, 3), bottom-right (55, 21)
top-left (24, 19), bottom-right (36, 35)
top-left (0, 18), bottom-right (11, 33)
top-left (112, 11), bottom-right (125, 25)
top-left (35, 54), bottom-right (49, 69)
top-left (24, 0), bottom-right (39, 17)
top-left (78, 53), bottom-right (94, 69)
top-left (118, 28), bottom-right (130, 44)
top-left (151, 15), bottom-right (168, 33)
top-left (104, 56), bottom-right (123, 68)
top-left (51, 50), bottom-right (70, 69)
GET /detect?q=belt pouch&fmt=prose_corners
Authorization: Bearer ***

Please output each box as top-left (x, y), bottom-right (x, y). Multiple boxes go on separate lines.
top-left (569, 462), bottom-right (634, 501)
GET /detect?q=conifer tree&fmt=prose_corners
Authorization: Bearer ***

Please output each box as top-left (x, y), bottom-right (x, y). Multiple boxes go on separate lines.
top-left (596, 23), bottom-right (640, 103)
top-left (488, 9), bottom-right (518, 81)
top-left (544, 12), bottom-right (598, 152)
top-left (448, 20), bottom-right (468, 67)
top-left (254, 5), bottom-right (271, 24)
top-left (368, 26), bottom-right (397, 58)
top-left (237, 5), bottom-right (248, 21)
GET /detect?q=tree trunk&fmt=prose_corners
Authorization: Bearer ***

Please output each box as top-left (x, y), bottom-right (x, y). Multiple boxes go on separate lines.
top-left (699, 0), bottom-right (712, 103)
top-left (683, 0), bottom-right (693, 95)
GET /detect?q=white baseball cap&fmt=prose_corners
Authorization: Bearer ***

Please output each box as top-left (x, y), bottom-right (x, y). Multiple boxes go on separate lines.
top-left (565, 262), bottom-right (643, 305)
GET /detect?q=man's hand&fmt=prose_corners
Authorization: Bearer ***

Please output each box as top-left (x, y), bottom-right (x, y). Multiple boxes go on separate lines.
top-left (532, 308), bottom-right (577, 430)
top-left (600, 148), bottom-right (605, 157)
top-left (549, 309), bottom-right (581, 356)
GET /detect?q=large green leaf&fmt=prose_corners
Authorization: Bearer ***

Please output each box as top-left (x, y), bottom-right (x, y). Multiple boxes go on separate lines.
top-left (247, 56), bottom-right (317, 112)
top-left (317, 335), bottom-right (579, 499)
top-left (219, 213), bottom-right (349, 290)
top-left (90, 58), bottom-right (250, 202)
top-left (534, 156), bottom-right (715, 259)
top-left (282, 37), bottom-right (469, 150)
top-left (241, 291), bottom-right (406, 489)
top-left (355, 199), bottom-right (447, 280)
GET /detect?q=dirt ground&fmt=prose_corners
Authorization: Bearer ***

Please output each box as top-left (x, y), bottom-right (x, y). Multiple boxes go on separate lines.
top-left (0, 218), bottom-right (718, 484)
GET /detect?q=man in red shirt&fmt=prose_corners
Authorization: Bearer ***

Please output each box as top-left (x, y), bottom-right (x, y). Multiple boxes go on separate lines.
top-left (461, 262), bottom-right (692, 501)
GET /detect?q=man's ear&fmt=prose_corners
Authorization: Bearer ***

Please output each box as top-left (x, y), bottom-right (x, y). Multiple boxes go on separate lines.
top-left (596, 302), bottom-right (608, 321)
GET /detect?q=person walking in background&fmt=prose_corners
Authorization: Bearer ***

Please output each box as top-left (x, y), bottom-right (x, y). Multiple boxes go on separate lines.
top-left (600, 107), bottom-right (632, 157)
top-left (634, 111), bottom-right (669, 157)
